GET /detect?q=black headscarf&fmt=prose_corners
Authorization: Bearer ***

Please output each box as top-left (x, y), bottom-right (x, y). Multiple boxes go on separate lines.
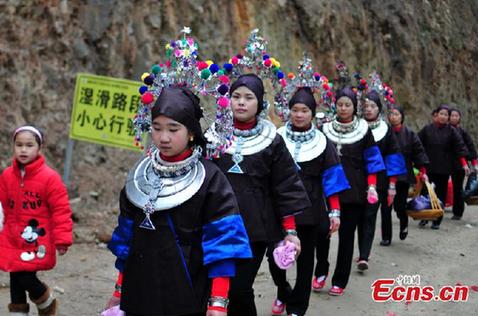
top-left (229, 74), bottom-right (265, 115)
top-left (390, 104), bottom-right (405, 123)
top-left (335, 86), bottom-right (358, 114)
top-left (289, 87), bottom-right (317, 116)
top-left (151, 87), bottom-right (206, 146)
top-left (365, 90), bottom-right (383, 112)
top-left (433, 104), bottom-right (450, 115)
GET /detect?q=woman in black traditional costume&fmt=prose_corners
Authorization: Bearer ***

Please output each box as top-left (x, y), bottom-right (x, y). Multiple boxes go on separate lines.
top-left (386, 104), bottom-right (429, 239)
top-left (418, 104), bottom-right (469, 229)
top-left (214, 74), bottom-right (311, 316)
top-left (318, 86), bottom-right (385, 296)
top-left (107, 87), bottom-right (252, 316)
top-left (449, 107), bottom-right (478, 220)
top-left (267, 87), bottom-right (350, 316)
top-left (356, 90), bottom-right (406, 273)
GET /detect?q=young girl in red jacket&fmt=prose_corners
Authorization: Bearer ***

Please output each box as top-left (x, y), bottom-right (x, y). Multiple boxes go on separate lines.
top-left (0, 126), bottom-right (73, 316)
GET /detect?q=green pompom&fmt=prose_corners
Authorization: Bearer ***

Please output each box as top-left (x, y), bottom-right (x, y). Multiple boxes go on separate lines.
top-left (201, 68), bottom-right (211, 79)
top-left (151, 64), bottom-right (162, 74)
top-left (166, 49), bottom-right (172, 57)
top-left (217, 70), bottom-right (224, 76)
top-left (272, 67), bottom-right (279, 74)
top-left (171, 59), bottom-right (177, 68)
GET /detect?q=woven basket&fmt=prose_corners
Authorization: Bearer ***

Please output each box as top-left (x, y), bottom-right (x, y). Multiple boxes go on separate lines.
top-left (407, 181), bottom-right (444, 220)
top-left (465, 196), bottom-right (478, 205)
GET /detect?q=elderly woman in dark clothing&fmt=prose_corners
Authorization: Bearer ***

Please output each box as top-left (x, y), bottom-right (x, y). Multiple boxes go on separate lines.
top-left (418, 104), bottom-right (470, 229)
top-left (449, 107), bottom-right (478, 219)
top-left (214, 74), bottom-right (311, 316)
top-left (319, 87), bottom-right (385, 296)
top-left (387, 104), bottom-right (429, 239)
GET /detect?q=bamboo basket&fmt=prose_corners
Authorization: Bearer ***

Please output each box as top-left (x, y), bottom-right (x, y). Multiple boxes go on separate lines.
top-left (407, 181), bottom-right (444, 220)
top-left (464, 175), bottom-right (478, 205)
top-left (465, 196), bottom-right (478, 205)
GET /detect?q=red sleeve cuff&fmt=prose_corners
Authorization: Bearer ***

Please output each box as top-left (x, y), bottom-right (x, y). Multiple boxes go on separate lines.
top-left (113, 272), bottom-right (123, 297)
top-left (328, 194), bottom-right (340, 210)
top-left (211, 277), bottom-right (230, 298)
top-left (367, 174), bottom-right (377, 186)
top-left (208, 306), bottom-right (227, 313)
top-left (389, 176), bottom-right (397, 185)
top-left (419, 166), bottom-right (427, 175)
top-left (282, 216), bottom-right (296, 231)
top-left (460, 157), bottom-right (467, 167)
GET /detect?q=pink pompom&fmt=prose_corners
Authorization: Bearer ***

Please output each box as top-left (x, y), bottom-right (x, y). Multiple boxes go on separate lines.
top-left (197, 61), bottom-right (208, 71)
top-left (323, 83), bottom-right (330, 90)
top-left (263, 59), bottom-right (272, 67)
top-left (141, 92), bottom-right (154, 104)
top-left (218, 75), bottom-right (230, 84)
top-left (280, 78), bottom-right (287, 87)
top-left (231, 56), bottom-right (239, 65)
top-left (217, 97), bottom-right (230, 108)
top-left (326, 91), bottom-right (333, 97)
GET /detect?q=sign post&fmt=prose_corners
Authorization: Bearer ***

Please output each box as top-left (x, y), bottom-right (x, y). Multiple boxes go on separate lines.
top-left (64, 73), bottom-right (143, 188)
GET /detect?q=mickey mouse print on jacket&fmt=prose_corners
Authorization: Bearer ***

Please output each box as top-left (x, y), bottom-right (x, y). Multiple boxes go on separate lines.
top-left (0, 155), bottom-right (73, 272)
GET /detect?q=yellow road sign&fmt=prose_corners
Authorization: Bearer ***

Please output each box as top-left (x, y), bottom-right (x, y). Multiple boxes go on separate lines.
top-left (69, 73), bottom-right (143, 151)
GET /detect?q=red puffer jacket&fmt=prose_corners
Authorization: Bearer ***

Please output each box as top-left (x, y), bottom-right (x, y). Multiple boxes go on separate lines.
top-left (0, 155), bottom-right (73, 272)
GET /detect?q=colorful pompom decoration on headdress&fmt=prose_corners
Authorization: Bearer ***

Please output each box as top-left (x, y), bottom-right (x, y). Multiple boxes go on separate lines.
top-left (357, 71), bottom-right (396, 112)
top-left (224, 29), bottom-right (286, 118)
top-left (133, 27), bottom-right (234, 159)
top-left (273, 53), bottom-right (334, 123)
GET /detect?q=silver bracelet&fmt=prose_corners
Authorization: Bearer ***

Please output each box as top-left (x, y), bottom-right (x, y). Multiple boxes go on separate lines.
top-left (328, 209), bottom-right (341, 218)
top-left (208, 296), bottom-right (229, 309)
top-left (284, 229), bottom-right (298, 236)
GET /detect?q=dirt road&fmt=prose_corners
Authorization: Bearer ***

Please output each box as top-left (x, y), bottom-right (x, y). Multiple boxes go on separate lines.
top-left (1, 207), bottom-right (477, 315)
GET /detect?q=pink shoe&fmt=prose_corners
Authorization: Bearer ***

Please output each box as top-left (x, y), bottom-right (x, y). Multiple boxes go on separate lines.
top-left (312, 275), bottom-right (327, 292)
top-left (329, 285), bottom-right (344, 296)
top-left (271, 299), bottom-right (286, 315)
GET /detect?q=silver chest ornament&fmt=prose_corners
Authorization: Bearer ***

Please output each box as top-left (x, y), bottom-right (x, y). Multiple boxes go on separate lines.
top-left (125, 147), bottom-right (205, 230)
top-left (322, 117), bottom-right (369, 156)
top-left (225, 119), bottom-right (277, 174)
top-left (369, 118), bottom-right (389, 142)
top-left (277, 123), bottom-right (327, 169)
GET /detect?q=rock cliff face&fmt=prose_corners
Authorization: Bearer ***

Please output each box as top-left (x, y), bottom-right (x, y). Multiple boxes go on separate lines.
top-left (1, 0), bottom-right (477, 237)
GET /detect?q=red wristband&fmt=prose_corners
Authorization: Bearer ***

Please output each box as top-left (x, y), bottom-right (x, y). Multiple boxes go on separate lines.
top-left (113, 272), bottom-right (123, 297)
top-left (460, 157), bottom-right (467, 167)
top-left (282, 216), bottom-right (296, 231)
top-left (328, 194), bottom-right (340, 210)
top-left (211, 277), bottom-right (230, 298)
top-left (367, 174), bottom-right (377, 187)
top-left (472, 159), bottom-right (478, 167)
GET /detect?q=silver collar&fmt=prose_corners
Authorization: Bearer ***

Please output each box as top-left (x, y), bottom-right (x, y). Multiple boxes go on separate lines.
top-left (278, 123), bottom-right (327, 163)
top-left (225, 119), bottom-right (277, 156)
top-left (322, 116), bottom-right (369, 145)
top-left (125, 147), bottom-right (205, 229)
top-left (368, 118), bottom-right (389, 142)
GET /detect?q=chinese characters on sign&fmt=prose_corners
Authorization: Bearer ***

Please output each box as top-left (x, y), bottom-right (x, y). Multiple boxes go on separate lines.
top-left (70, 73), bottom-right (143, 151)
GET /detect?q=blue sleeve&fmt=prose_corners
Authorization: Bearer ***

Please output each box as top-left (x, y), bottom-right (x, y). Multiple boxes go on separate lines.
top-left (202, 214), bottom-right (252, 277)
top-left (207, 259), bottom-right (236, 278)
top-left (364, 145), bottom-right (386, 174)
top-left (321, 164), bottom-right (351, 197)
top-left (385, 153), bottom-right (407, 177)
top-left (107, 215), bottom-right (134, 272)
